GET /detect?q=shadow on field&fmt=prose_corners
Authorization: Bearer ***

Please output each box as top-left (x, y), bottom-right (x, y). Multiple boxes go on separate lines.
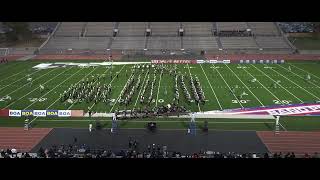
top-left (264, 122), bottom-right (274, 131)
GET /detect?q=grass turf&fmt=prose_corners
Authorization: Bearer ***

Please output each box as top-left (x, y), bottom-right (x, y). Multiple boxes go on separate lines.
top-left (1, 60), bottom-right (320, 130)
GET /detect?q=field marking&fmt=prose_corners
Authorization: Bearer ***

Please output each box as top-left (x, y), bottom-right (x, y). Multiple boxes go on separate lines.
top-left (0, 69), bottom-right (41, 92)
top-left (109, 65), bottom-right (131, 113)
top-left (240, 64), bottom-right (284, 104)
top-left (199, 64), bottom-right (223, 110)
top-left (0, 71), bottom-right (26, 84)
top-left (276, 64), bottom-right (320, 89)
top-left (212, 64), bottom-right (244, 108)
top-left (1, 68), bottom-right (58, 98)
top-left (267, 64), bottom-right (320, 100)
top-left (87, 65), bottom-right (126, 110)
top-left (186, 64), bottom-right (201, 112)
top-left (225, 64), bottom-right (265, 107)
top-left (279, 122), bottom-right (287, 131)
top-left (24, 68), bottom-right (84, 110)
top-left (49, 67), bottom-right (100, 110)
top-left (289, 63), bottom-right (320, 81)
top-left (133, 71), bottom-right (149, 108)
top-left (251, 64), bottom-right (304, 103)
top-left (155, 71), bottom-right (162, 107)
top-left (35, 119), bottom-right (274, 123)
top-left (4, 67), bottom-right (73, 108)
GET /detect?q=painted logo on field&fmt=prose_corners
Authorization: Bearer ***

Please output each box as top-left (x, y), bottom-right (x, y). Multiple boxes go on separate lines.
top-left (58, 110), bottom-right (71, 117)
top-left (46, 110), bottom-right (58, 117)
top-left (21, 110), bottom-right (33, 116)
top-left (9, 110), bottom-right (21, 117)
top-left (33, 110), bottom-right (47, 117)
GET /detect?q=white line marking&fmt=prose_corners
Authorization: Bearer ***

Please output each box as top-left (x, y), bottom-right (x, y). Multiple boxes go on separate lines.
top-left (0, 71), bottom-right (25, 84)
top-left (5, 67), bottom-right (73, 108)
top-left (289, 63), bottom-right (320, 81)
top-left (186, 64), bottom-right (201, 112)
top-left (225, 64), bottom-right (264, 107)
top-left (199, 64), bottom-right (223, 110)
top-left (240, 64), bottom-right (284, 104)
top-left (268, 64), bottom-right (320, 100)
top-left (0, 69), bottom-right (41, 92)
top-left (212, 64), bottom-right (244, 108)
top-left (155, 71), bottom-right (162, 107)
top-left (24, 68), bottom-right (83, 110)
top-left (134, 70), bottom-right (149, 108)
top-left (251, 64), bottom-right (304, 103)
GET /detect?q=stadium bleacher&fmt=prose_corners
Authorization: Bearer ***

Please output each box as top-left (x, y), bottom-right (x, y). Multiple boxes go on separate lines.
top-left (39, 22), bottom-right (295, 55)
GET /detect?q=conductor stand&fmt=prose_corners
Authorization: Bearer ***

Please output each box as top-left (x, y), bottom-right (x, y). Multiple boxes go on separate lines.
top-left (111, 113), bottom-right (118, 134)
top-left (188, 112), bottom-right (196, 135)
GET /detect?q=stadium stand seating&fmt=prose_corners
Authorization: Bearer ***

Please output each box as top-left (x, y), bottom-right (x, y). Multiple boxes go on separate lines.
top-left (54, 22), bottom-right (86, 37)
top-left (117, 22), bottom-right (147, 36)
top-left (85, 22), bottom-right (115, 37)
top-left (220, 37), bottom-right (258, 49)
top-left (149, 22), bottom-right (180, 36)
top-left (39, 22), bottom-right (296, 55)
top-left (248, 22), bottom-right (280, 36)
top-left (183, 36), bottom-right (219, 50)
top-left (181, 22), bottom-right (213, 36)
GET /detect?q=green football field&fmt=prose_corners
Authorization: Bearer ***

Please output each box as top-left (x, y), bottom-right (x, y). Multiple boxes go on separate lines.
top-left (1, 60), bottom-right (320, 130)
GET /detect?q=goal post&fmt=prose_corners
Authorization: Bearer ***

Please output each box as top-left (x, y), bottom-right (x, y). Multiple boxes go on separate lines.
top-left (274, 115), bottom-right (280, 135)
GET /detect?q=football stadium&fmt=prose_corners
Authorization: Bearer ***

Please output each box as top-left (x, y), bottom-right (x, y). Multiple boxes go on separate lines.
top-left (0, 22), bottom-right (320, 158)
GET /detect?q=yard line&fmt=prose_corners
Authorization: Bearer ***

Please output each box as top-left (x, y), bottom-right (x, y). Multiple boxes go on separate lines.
top-left (239, 64), bottom-right (283, 104)
top-left (134, 70), bottom-right (149, 108)
top-left (225, 64), bottom-right (265, 107)
top-left (0, 69), bottom-right (41, 92)
top-left (2, 68), bottom-right (57, 96)
top-left (212, 64), bottom-right (244, 108)
top-left (199, 64), bottom-right (223, 110)
top-left (267, 64), bottom-right (320, 100)
top-left (186, 64), bottom-right (201, 112)
top-left (251, 64), bottom-right (304, 103)
top-left (47, 67), bottom-right (100, 111)
top-left (108, 65), bottom-right (131, 113)
top-left (0, 71), bottom-right (25, 84)
top-left (276, 64), bottom-right (320, 89)
top-left (289, 63), bottom-right (320, 81)
top-left (86, 65), bottom-right (126, 110)
top-left (155, 71), bottom-right (162, 107)
top-left (4, 67), bottom-right (73, 108)
top-left (24, 68), bottom-right (83, 110)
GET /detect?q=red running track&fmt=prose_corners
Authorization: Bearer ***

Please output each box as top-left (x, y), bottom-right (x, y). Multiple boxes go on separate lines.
top-left (0, 127), bottom-right (52, 152)
top-left (257, 131), bottom-right (320, 156)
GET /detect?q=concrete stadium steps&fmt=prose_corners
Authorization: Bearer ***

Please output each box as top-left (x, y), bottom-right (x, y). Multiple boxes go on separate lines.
top-left (257, 131), bottom-right (320, 156)
top-left (0, 127), bottom-right (52, 152)
top-left (54, 22), bottom-right (85, 37)
top-left (220, 37), bottom-right (258, 49)
top-left (117, 22), bottom-right (148, 36)
top-left (34, 54), bottom-right (122, 60)
top-left (110, 36), bottom-right (146, 50)
top-left (216, 22), bottom-right (248, 31)
top-left (182, 36), bottom-right (219, 50)
top-left (85, 22), bottom-right (115, 37)
top-left (44, 37), bottom-right (110, 50)
top-left (147, 37), bottom-right (182, 50)
top-left (255, 36), bottom-right (291, 49)
top-left (149, 22), bottom-right (180, 36)
top-left (181, 22), bottom-right (213, 36)
top-left (248, 22), bottom-right (280, 36)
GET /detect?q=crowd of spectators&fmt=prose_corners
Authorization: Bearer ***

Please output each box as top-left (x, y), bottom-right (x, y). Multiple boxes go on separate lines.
top-left (1, 144), bottom-right (320, 158)
top-left (278, 22), bottom-right (315, 33)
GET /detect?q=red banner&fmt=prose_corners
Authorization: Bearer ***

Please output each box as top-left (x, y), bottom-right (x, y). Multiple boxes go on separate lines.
top-left (151, 60), bottom-right (197, 64)
top-left (0, 109), bottom-right (9, 117)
